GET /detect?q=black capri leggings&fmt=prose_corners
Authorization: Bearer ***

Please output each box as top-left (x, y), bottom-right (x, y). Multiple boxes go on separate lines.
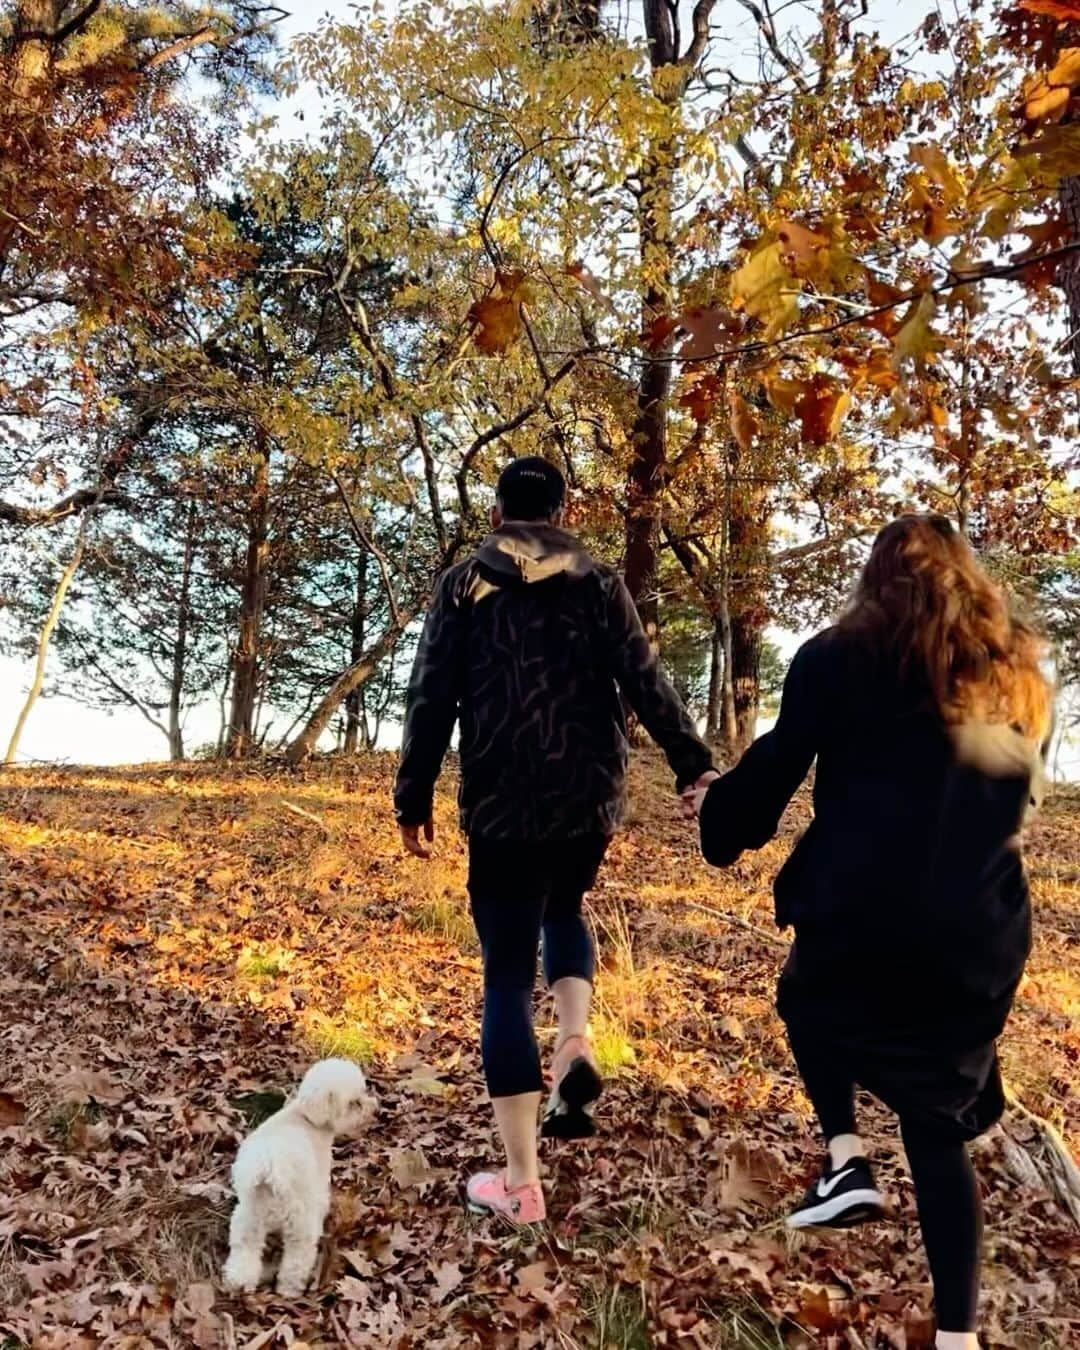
top-left (789, 1031), bottom-right (984, 1335)
top-left (467, 835), bottom-right (608, 1098)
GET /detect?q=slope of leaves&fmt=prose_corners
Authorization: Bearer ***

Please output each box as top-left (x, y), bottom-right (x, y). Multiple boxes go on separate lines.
top-left (0, 755), bottom-right (1077, 1348)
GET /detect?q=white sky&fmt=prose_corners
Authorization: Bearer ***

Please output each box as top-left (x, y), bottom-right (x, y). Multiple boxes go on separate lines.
top-left (2, 2), bottom-right (1076, 776)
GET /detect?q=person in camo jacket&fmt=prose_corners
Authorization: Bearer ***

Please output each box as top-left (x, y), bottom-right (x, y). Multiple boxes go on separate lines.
top-left (394, 456), bottom-right (717, 1223)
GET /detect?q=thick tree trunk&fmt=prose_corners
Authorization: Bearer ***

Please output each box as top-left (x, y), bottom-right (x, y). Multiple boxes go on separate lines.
top-left (226, 429), bottom-right (271, 758)
top-left (5, 517), bottom-right (88, 764)
top-left (285, 616), bottom-right (414, 766)
top-left (168, 498), bottom-right (198, 761)
top-left (730, 605), bottom-right (764, 754)
top-left (727, 448), bottom-right (770, 756)
top-left (343, 550), bottom-right (369, 754)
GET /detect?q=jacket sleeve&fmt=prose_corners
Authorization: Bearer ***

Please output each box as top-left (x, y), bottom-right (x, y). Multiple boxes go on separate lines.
top-left (394, 569), bottom-right (465, 827)
top-left (604, 574), bottom-right (715, 790)
top-left (699, 639), bottom-right (820, 867)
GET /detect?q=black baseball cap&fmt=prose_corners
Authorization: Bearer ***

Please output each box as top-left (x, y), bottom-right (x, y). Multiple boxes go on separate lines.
top-left (496, 457), bottom-right (566, 521)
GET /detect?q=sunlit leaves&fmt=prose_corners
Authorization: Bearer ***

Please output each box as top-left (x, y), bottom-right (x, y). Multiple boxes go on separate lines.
top-left (729, 241), bottom-right (799, 338)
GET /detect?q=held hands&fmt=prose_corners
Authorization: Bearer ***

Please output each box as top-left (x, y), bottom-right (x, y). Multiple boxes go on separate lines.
top-left (681, 770), bottom-right (720, 821)
top-left (400, 818), bottom-right (435, 859)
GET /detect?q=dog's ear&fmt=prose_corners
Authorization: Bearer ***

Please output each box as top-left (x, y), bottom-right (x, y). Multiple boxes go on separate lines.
top-left (295, 1080), bottom-right (342, 1132)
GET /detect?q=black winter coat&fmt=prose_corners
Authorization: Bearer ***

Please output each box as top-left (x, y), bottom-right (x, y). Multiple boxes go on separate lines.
top-left (699, 627), bottom-right (1043, 1056)
top-left (395, 523), bottom-right (714, 840)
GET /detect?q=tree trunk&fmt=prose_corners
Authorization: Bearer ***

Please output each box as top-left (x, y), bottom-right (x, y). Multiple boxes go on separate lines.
top-left (625, 2), bottom-right (682, 641)
top-left (285, 616), bottom-right (414, 766)
top-left (226, 429), bottom-right (271, 758)
top-left (168, 498), bottom-right (198, 761)
top-left (726, 445), bottom-right (770, 756)
top-left (730, 605), bottom-right (764, 754)
top-left (5, 515), bottom-right (89, 764)
top-left (717, 593), bottom-right (738, 760)
top-left (705, 613), bottom-right (724, 745)
top-left (343, 549), bottom-right (369, 754)
top-left (1061, 172), bottom-right (1080, 376)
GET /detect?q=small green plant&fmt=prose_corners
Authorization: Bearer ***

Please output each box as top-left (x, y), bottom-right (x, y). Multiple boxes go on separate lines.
top-left (583, 1282), bottom-right (651, 1350)
top-left (236, 944), bottom-right (294, 979)
top-left (306, 1014), bottom-right (376, 1066)
top-left (592, 1019), bottom-right (637, 1077)
top-left (230, 1090), bottom-right (286, 1129)
top-left (707, 1298), bottom-right (787, 1349)
top-left (407, 893), bottom-right (477, 951)
top-left (47, 1098), bottom-right (102, 1148)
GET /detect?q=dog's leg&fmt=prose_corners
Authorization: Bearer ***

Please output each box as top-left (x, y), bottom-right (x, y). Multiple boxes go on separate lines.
top-left (275, 1211), bottom-right (322, 1299)
top-left (222, 1197), bottom-right (268, 1293)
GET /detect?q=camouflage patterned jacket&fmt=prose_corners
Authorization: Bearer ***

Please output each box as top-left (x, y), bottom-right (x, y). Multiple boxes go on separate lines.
top-left (394, 523), bottom-right (714, 840)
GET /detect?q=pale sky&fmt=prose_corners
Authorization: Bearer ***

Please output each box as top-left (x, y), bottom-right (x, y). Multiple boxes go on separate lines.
top-left (2, 2), bottom-right (1076, 775)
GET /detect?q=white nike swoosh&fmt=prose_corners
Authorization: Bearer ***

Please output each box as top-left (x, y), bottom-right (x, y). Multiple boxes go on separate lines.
top-left (817, 1167), bottom-right (856, 1198)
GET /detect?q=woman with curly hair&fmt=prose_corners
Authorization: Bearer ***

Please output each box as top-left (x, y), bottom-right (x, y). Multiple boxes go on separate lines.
top-left (688, 515), bottom-right (1052, 1350)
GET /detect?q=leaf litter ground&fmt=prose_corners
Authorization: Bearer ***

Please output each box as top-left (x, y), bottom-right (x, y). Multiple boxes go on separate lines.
top-left (0, 754), bottom-right (1077, 1348)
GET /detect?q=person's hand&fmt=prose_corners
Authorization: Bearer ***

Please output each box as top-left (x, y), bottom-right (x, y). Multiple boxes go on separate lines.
top-left (400, 819), bottom-right (434, 859)
top-left (680, 770), bottom-right (720, 820)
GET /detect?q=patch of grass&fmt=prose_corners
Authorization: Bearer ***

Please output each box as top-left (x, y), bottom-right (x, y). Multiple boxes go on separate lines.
top-left (46, 1097), bottom-right (102, 1148)
top-left (230, 1090), bottom-right (286, 1129)
top-left (592, 1016), bottom-right (637, 1077)
top-left (306, 1012), bottom-right (376, 1066)
top-left (236, 943), bottom-right (294, 979)
top-left (582, 1282), bottom-right (651, 1350)
top-left (407, 893), bottom-right (477, 951)
top-left (706, 1299), bottom-right (786, 1349)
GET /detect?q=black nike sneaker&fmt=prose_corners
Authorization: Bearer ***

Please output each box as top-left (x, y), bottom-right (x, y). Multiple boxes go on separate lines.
top-left (786, 1155), bottom-right (885, 1229)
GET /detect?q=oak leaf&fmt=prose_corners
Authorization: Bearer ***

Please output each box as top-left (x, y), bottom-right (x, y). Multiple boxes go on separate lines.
top-left (730, 241), bottom-right (799, 338)
top-left (795, 375), bottom-right (853, 446)
top-left (676, 304), bottom-right (743, 361)
top-left (680, 373), bottom-right (721, 425)
top-left (891, 292), bottom-right (940, 371)
top-left (1023, 49), bottom-right (1080, 123)
top-left (467, 270), bottom-right (531, 353)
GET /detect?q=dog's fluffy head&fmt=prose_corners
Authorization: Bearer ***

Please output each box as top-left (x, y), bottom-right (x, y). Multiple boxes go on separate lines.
top-left (294, 1058), bottom-right (373, 1134)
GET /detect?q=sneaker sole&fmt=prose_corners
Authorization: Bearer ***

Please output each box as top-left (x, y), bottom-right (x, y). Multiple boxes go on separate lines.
top-left (541, 1057), bottom-right (604, 1140)
top-left (785, 1189), bottom-right (886, 1229)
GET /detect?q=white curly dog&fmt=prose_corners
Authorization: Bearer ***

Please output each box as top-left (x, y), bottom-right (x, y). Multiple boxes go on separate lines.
top-left (223, 1058), bottom-right (375, 1297)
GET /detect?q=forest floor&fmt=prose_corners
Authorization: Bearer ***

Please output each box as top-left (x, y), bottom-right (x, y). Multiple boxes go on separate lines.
top-left (0, 754), bottom-right (1077, 1349)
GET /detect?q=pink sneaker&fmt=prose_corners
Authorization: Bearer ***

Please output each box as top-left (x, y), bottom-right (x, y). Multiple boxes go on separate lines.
top-left (466, 1171), bottom-right (546, 1224)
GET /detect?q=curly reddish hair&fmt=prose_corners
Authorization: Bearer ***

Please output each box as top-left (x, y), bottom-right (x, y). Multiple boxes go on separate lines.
top-left (839, 514), bottom-right (1052, 740)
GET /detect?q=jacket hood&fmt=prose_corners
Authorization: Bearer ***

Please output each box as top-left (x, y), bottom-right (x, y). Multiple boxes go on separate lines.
top-left (474, 523), bottom-right (597, 585)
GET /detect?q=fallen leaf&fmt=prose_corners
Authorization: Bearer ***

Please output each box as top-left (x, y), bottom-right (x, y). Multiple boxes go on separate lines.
top-left (430, 1259), bottom-right (464, 1302)
top-left (0, 1091), bottom-right (27, 1124)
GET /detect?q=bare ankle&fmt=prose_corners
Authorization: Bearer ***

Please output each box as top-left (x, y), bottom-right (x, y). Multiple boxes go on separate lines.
top-left (936, 1333), bottom-right (978, 1350)
top-left (827, 1133), bottom-right (865, 1169)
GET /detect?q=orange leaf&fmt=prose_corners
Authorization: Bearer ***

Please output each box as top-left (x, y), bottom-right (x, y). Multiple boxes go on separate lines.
top-left (1023, 48), bottom-right (1080, 124)
top-left (728, 389), bottom-right (760, 452)
top-left (467, 270), bottom-right (530, 353)
top-left (775, 219), bottom-right (830, 278)
top-left (1019, 1), bottom-right (1080, 21)
top-left (796, 375), bottom-right (852, 446)
top-left (679, 373), bottom-right (722, 425)
top-left (468, 295), bottom-right (521, 353)
top-left (567, 261), bottom-right (610, 307)
top-left (645, 313), bottom-right (681, 350)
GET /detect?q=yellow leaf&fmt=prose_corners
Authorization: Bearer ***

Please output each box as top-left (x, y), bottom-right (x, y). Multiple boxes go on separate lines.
top-left (909, 144), bottom-right (966, 207)
top-left (730, 241), bottom-right (799, 338)
top-left (891, 292), bottom-right (939, 371)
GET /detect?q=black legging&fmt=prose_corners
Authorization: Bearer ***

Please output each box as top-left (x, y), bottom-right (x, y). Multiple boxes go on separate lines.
top-left (790, 1034), bottom-right (983, 1334)
top-left (467, 835), bottom-right (608, 1098)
